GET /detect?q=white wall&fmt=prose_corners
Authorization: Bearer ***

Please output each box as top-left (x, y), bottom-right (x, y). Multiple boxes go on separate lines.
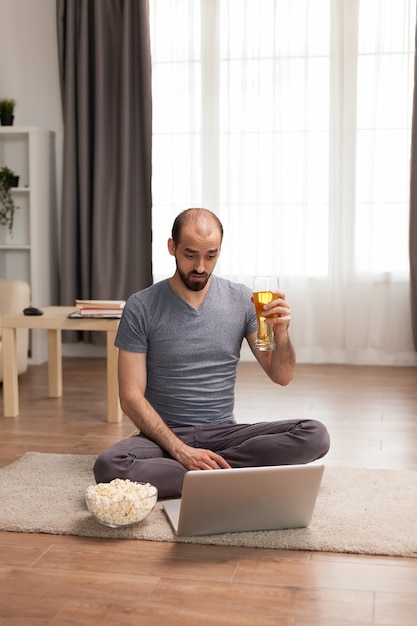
top-left (0, 0), bottom-right (63, 215)
top-left (0, 1), bottom-right (108, 357)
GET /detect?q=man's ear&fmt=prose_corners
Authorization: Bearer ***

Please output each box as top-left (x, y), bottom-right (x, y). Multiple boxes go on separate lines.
top-left (167, 238), bottom-right (176, 256)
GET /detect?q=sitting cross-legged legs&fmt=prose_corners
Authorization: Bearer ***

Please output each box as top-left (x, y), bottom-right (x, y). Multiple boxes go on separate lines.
top-left (93, 419), bottom-right (330, 498)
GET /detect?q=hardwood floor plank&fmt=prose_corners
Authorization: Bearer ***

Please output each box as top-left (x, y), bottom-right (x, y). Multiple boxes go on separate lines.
top-left (32, 543), bottom-right (241, 582)
top-left (49, 600), bottom-right (295, 626)
top-left (146, 577), bottom-right (374, 623)
top-left (0, 544), bottom-right (54, 568)
top-left (0, 566), bottom-right (159, 605)
top-left (234, 558), bottom-right (417, 594)
top-left (375, 591), bottom-right (417, 625)
top-left (0, 590), bottom-right (65, 625)
top-left (311, 551), bottom-right (417, 569)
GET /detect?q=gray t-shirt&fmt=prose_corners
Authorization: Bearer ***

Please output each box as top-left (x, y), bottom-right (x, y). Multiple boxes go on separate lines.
top-left (115, 275), bottom-right (258, 427)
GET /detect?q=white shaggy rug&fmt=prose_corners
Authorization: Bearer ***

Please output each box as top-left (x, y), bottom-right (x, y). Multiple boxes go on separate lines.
top-left (0, 452), bottom-right (415, 557)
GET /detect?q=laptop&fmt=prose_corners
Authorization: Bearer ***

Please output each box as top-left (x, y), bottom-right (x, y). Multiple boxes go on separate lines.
top-left (163, 463), bottom-right (325, 536)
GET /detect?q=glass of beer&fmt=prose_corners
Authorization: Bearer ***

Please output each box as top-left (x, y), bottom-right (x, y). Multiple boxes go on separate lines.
top-left (253, 276), bottom-right (280, 351)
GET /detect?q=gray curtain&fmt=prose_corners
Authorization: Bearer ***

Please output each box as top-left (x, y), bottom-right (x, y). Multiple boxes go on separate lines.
top-left (56, 0), bottom-right (153, 317)
top-left (410, 15), bottom-right (417, 350)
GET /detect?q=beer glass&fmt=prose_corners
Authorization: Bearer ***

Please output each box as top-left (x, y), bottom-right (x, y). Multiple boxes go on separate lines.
top-left (253, 276), bottom-right (280, 351)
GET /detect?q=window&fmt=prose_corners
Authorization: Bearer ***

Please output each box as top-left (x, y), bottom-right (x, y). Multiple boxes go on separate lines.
top-left (150, 0), bottom-right (415, 281)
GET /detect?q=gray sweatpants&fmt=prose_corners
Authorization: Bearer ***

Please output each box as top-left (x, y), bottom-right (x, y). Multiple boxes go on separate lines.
top-left (93, 419), bottom-right (330, 498)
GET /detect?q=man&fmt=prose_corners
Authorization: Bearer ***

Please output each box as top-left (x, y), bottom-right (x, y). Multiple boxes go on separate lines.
top-left (94, 208), bottom-right (330, 497)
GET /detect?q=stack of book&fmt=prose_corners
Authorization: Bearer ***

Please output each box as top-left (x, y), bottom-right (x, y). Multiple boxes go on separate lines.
top-left (75, 299), bottom-right (126, 318)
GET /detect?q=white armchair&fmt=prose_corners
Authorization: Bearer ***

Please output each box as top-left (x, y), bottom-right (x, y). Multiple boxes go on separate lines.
top-left (0, 279), bottom-right (30, 382)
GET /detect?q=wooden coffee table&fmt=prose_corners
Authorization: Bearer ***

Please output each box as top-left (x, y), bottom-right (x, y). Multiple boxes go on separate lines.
top-left (1, 306), bottom-right (122, 422)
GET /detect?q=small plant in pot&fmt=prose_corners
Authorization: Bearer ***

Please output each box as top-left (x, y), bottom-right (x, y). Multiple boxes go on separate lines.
top-left (0, 166), bottom-right (19, 234)
top-left (0, 99), bottom-right (16, 126)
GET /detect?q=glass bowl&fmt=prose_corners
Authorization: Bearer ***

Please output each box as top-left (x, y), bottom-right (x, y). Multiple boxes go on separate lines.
top-left (85, 479), bottom-right (158, 529)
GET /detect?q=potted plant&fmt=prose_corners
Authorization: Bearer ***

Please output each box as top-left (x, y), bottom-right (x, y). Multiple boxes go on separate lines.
top-left (0, 166), bottom-right (19, 234)
top-left (0, 99), bottom-right (16, 126)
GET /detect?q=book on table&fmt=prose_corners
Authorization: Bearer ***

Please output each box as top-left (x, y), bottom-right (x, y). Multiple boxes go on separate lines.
top-left (72, 299), bottom-right (126, 318)
top-left (75, 300), bottom-right (125, 309)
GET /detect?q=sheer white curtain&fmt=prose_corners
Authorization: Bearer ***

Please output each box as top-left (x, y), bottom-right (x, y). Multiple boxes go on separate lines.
top-left (150, 0), bottom-right (417, 365)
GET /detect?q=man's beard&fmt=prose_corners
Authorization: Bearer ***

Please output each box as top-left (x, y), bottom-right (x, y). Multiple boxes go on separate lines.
top-left (177, 266), bottom-right (210, 291)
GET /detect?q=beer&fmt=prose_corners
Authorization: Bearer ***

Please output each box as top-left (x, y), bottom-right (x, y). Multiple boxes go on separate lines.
top-left (253, 291), bottom-right (274, 345)
top-left (252, 276), bottom-right (279, 351)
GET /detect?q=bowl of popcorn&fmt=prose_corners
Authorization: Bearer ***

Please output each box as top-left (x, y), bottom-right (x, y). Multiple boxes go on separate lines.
top-left (85, 478), bottom-right (158, 528)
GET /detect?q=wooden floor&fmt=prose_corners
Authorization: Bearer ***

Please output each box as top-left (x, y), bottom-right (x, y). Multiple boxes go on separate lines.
top-left (1, 359), bottom-right (417, 625)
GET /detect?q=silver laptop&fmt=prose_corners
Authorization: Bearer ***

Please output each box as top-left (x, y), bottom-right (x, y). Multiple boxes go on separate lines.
top-left (163, 463), bottom-right (324, 536)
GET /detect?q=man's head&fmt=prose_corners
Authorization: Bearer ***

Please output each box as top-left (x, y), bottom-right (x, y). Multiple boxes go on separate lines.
top-left (168, 208), bottom-right (223, 292)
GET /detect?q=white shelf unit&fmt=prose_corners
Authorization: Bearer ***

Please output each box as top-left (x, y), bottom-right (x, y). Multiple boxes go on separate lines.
top-left (0, 126), bottom-right (57, 363)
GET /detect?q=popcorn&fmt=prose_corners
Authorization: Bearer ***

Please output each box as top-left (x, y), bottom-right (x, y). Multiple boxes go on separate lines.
top-left (85, 478), bottom-right (158, 527)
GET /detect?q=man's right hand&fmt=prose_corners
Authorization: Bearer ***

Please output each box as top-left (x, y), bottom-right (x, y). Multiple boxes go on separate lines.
top-left (175, 443), bottom-right (231, 471)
